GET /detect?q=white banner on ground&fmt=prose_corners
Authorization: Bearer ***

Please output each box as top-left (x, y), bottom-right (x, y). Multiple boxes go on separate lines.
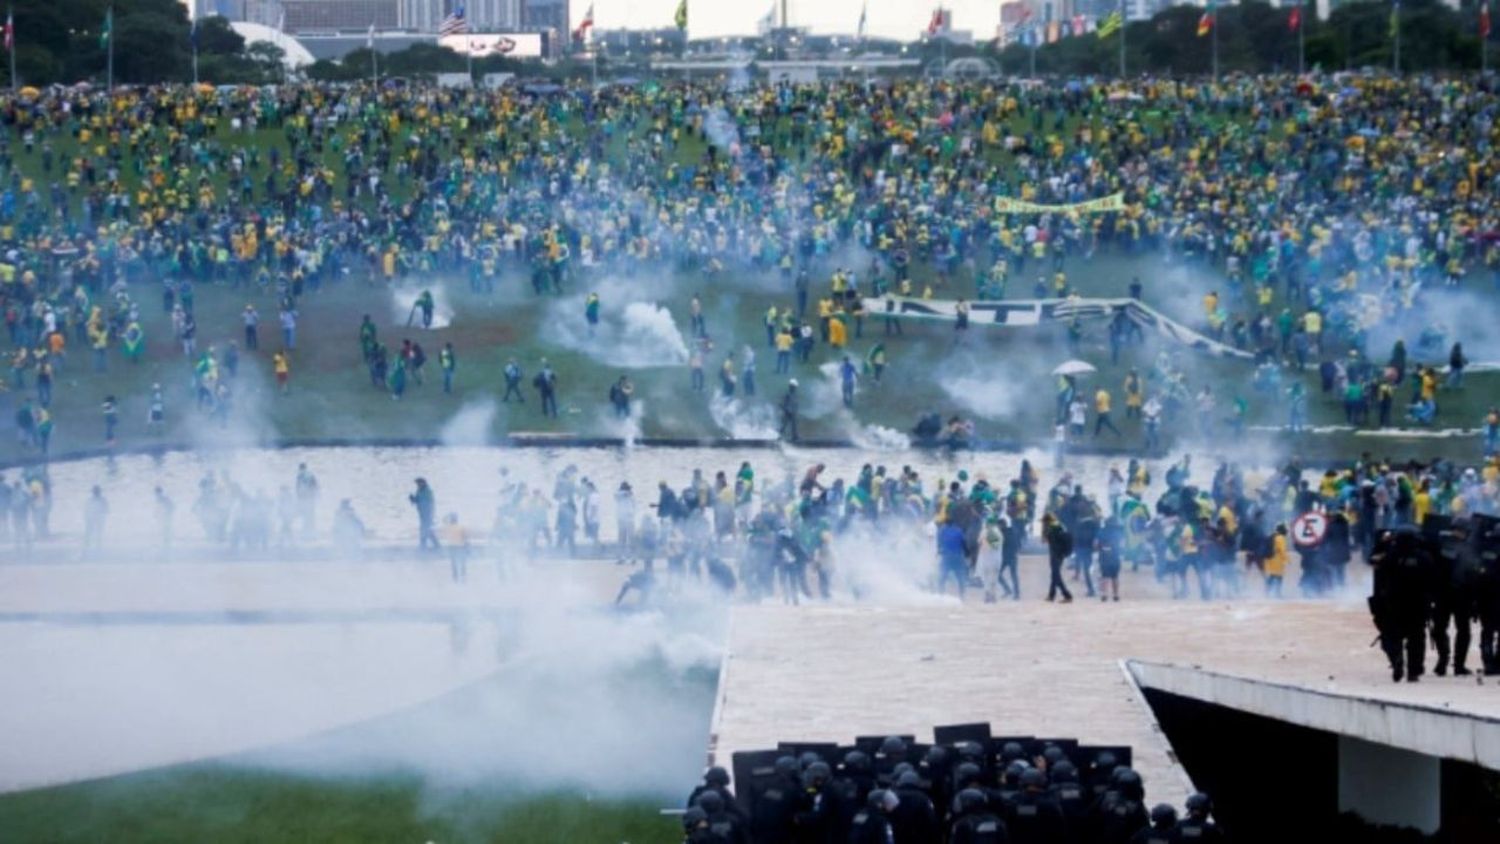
top-left (863, 296), bottom-right (1254, 360)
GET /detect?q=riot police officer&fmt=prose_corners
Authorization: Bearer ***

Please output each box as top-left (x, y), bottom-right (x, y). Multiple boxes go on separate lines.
top-left (752, 756), bottom-right (801, 844)
top-left (847, 789), bottom-right (899, 844)
top-left (688, 767), bottom-right (743, 822)
top-left (950, 788), bottom-right (1010, 844)
top-left (1175, 792), bottom-right (1226, 842)
top-left (695, 790), bottom-right (751, 844)
top-left (1128, 804), bottom-right (1177, 844)
top-left (1430, 517), bottom-right (1479, 676)
top-left (889, 770), bottom-right (941, 844)
top-left (1008, 768), bottom-right (1067, 844)
top-left (1091, 767), bottom-right (1149, 844)
top-left (1368, 525), bottom-right (1435, 682)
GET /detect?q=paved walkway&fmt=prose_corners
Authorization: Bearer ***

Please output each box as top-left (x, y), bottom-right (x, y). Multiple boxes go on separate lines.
top-left (710, 598), bottom-right (1499, 808)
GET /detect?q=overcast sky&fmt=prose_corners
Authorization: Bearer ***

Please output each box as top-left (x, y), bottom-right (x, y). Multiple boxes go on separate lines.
top-left (572, 1), bottom-right (1006, 42)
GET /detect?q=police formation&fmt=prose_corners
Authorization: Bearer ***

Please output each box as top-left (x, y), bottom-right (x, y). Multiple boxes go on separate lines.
top-left (1368, 513), bottom-right (1500, 683)
top-left (682, 732), bottom-right (1224, 844)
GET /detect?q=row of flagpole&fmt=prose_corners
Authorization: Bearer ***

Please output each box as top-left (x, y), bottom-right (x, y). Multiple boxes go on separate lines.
top-left (1012, 0), bottom-right (1497, 81)
top-left (0, 0), bottom-right (1494, 93)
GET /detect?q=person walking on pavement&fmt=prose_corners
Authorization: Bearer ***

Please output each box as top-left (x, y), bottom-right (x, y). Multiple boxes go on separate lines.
top-left (1043, 513), bottom-right (1074, 603)
top-left (409, 478), bottom-right (440, 551)
top-left (779, 380), bottom-right (800, 442)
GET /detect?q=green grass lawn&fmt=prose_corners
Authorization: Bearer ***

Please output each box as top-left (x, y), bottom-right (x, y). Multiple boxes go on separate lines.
top-left (0, 766), bottom-right (674, 844)
top-left (3, 245), bottom-right (1495, 464)
top-left (0, 641), bottom-right (715, 843)
top-left (3, 103), bottom-right (1495, 466)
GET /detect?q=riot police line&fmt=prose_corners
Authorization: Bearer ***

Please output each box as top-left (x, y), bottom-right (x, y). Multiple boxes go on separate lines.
top-left (680, 725), bottom-right (1224, 843)
top-left (1368, 512), bottom-right (1500, 683)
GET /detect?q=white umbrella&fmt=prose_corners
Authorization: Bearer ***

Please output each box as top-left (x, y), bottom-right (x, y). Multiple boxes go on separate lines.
top-left (1052, 360), bottom-right (1097, 376)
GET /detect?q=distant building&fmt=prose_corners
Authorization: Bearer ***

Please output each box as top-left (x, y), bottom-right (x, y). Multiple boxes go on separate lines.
top-left (469, 0), bottom-right (523, 30)
top-left (520, 0), bottom-right (568, 32)
top-left (397, 0), bottom-right (443, 32)
top-left (282, 0), bottom-right (400, 33)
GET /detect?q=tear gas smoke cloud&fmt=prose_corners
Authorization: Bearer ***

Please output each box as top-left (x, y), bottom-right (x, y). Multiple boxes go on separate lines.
top-left (543, 299), bottom-right (690, 368)
top-left (390, 284), bottom-right (455, 330)
top-left (708, 394), bottom-right (779, 439)
top-left (238, 565), bottom-right (726, 797)
top-left (439, 400), bottom-right (500, 447)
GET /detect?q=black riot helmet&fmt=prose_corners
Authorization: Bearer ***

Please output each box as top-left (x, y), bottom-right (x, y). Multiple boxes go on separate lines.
top-left (704, 766), bottom-right (730, 787)
top-left (895, 770), bottom-right (924, 790)
top-left (843, 750), bottom-right (872, 774)
top-left (954, 762), bottom-right (984, 787)
top-left (956, 788), bottom-right (988, 815)
top-left (1185, 792), bottom-right (1214, 816)
top-left (880, 736), bottom-right (908, 757)
top-left (774, 755), bottom-right (800, 779)
top-left (957, 741), bottom-right (986, 764)
top-left (682, 806), bottom-right (708, 831)
top-left (1151, 804), bottom-right (1179, 826)
top-left (1114, 767), bottom-right (1145, 801)
top-left (1003, 760), bottom-right (1029, 786)
top-left (1001, 741), bottom-right (1026, 762)
top-left (695, 790), bottom-right (725, 815)
top-left (804, 761), bottom-right (832, 788)
top-left (1020, 768), bottom-right (1048, 791)
top-left (1050, 760), bottom-right (1079, 784)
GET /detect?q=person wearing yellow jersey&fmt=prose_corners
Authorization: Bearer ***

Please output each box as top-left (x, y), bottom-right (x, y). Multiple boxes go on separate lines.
top-left (1264, 525), bottom-right (1288, 598)
top-left (1413, 481), bottom-right (1432, 527)
top-left (272, 351), bottom-right (290, 394)
top-left (1094, 388), bottom-right (1121, 438)
top-left (1123, 369), bottom-right (1143, 419)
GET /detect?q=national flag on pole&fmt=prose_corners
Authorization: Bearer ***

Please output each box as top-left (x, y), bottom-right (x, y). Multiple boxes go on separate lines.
top-left (573, 3), bottom-right (594, 41)
top-left (4, 11), bottom-right (13, 52)
top-left (858, 3), bottom-right (867, 39)
top-left (100, 6), bottom-right (112, 49)
top-left (276, 8), bottom-right (285, 33)
top-left (439, 2), bottom-right (468, 37)
top-left (1288, 4), bottom-right (1301, 31)
top-left (1390, 0), bottom-right (1400, 39)
top-left (1071, 14), bottom-right (1085, 37)
top-left (1197, 7), bottom-right (1213, 38)
top-left (1483, 2), bottom-right (1492, 38)
top-left (927, 8), bottom-right (946, 36)
top-left (1098, 11), bottom-right (1122, 38)
top-left (674, 0), bottom-right (687, 31)
top-left (1097, 10), bottom-right (1122, 39)
top-left (366, 22), bottom-right (375, 48)
top-left (190, 16), bottom-right (199, 49)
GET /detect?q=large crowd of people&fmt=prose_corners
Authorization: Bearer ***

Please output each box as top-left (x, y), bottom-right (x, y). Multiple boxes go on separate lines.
top-left (0, 74), bottom-right (1498, 455)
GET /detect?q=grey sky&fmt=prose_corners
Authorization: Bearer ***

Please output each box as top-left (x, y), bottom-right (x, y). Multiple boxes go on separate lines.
top-left (573, 1), bottom-right (1005, 42)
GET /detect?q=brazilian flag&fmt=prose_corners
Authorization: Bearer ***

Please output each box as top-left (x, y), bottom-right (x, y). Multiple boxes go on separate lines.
top-left (122, 322), bottom-right (144, 361)
top-left (862, 343), bottom-right (885, 376)
top-left (674, 0), bottom-right (688, 31)
top-left (1120, 496), bottom-right (1150, 553)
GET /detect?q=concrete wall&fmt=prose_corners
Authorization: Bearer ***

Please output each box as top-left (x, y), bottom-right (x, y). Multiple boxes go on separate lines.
top-left (1337, 736), bottom-right (1441, 835)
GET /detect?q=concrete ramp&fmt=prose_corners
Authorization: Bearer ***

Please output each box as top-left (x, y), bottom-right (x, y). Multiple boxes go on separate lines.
top-left (709, 599), bottom-right (1497, 807)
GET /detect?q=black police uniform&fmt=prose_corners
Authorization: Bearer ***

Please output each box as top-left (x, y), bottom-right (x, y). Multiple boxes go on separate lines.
top-left (1368, 526), bottom-right (1435, 682)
